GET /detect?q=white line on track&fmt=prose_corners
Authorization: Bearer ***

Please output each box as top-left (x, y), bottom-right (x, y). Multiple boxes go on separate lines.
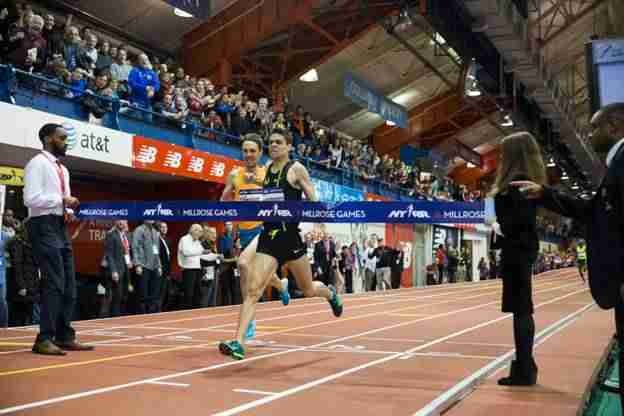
top-left (146, 381), bottom-right (190, 388)
top-left (233, 389), bottom-right (277, 396)
top-left (0, 273), bottom-right (575, 344)
top-left (0, 280), bottom-right (584, 415)
top-left (411, 302), bottom-right (595, 416)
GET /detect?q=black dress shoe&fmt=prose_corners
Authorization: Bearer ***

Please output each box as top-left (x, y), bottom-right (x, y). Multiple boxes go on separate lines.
top-left (32, 340), bottom-right (67, 356)
top-left (55, 340), bottom-right (95, 351)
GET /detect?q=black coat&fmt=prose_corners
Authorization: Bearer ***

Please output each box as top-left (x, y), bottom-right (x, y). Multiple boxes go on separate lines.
top-left (494, 180), bottom-right (539, 263)
top-left (6, 236), bottom-right (39, 302)
top-left (539, 145), bottom-right (624, 309)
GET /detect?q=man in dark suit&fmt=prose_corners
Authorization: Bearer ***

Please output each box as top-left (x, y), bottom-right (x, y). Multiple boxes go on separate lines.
top-left (103, 220), bottom-right (131, 317)
top-left (390, 243), bottom-right (404, 289)
top-left (314, 233), bottom-right (336, 286)
top-left (158, 222), bottom-right (172, 312)
top-left (511, 103), bottom-right (624, 410)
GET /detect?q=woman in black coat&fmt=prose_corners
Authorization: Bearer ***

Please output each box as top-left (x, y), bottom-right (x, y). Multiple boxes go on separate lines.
top-left (487, 132), bottom-right (547, 386)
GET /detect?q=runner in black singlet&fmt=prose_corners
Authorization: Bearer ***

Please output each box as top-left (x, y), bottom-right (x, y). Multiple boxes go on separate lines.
top-left (219, 129), bottom-right (343, 360)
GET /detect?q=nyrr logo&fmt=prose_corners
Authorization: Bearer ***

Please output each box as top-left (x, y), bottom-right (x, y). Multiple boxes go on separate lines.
top-left (62, 123), bottom-right (78, 151)
top-left (143, 204), bottom-right (174, 217)
top-left (387, 204), bottom-right (430, 219)
top-left (257, 204), bottom-right (293, 217)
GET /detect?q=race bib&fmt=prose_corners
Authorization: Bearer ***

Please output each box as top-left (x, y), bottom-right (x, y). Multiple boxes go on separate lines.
top-left (262, 187), bottom-right (285, 202)
top-left (204, 266), bottom-right (215, 281)
top-left (240, 188), bottom-right (285, 202)
top-left (124, 254), bottom-right (131, 265)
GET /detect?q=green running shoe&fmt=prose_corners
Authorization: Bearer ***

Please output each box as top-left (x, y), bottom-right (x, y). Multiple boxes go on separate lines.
top-left (218, 340), bottom-right (245, 360)
top-left (328, 285), bottom-right (343, 317)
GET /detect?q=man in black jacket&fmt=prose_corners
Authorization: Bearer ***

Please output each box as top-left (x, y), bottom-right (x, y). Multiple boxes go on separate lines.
top-left (158, 222), bottom-right (172, 311)
top-left (103, 220), bottom-right (131, 317)
top-left (511, 102), bottom-right (624, 410)
top-left (314, 233), bottom-right (336, 286)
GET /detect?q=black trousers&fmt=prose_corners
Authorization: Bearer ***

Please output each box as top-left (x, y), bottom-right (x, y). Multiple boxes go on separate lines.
top-left (106, 269), bottom-right (129, 317)
top-left (182, 269), bottom-right (202, 309)
top-left (136, 268), bottom-right (161, 314)
top-left (218, 265), bottom-right (241, 306)
top-left (26, 215), bottom-right (76, 344)
top-left (9, 300), bottom-right (33, 326)
top-left (344, 269), bottom-right (353, 294)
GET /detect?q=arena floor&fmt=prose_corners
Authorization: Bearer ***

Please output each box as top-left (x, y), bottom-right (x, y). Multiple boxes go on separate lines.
top-left (0, 268), bottom-right (611, 415)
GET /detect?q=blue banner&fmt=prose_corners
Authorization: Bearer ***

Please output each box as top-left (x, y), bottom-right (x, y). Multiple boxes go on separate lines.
top-left (164, 0), bottom-right (211, 19)
top-left (344, 72), bottom-right (408, 129)
top-left (77, 201), bottom-right (484, 224)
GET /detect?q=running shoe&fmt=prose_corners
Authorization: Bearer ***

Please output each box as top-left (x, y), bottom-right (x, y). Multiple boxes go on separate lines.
top-left (245, 319), bottom-right (256, 340)
top-left (218, 340), bottom-right (245, 360)
top-left (280, 278), bottom-right (290, 306)
top-left (328, 285), bottom-right (343, 317)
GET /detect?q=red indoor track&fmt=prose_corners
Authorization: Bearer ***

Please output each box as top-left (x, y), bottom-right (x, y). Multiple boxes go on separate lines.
top-left (0, 268), bottom-right (612, 416)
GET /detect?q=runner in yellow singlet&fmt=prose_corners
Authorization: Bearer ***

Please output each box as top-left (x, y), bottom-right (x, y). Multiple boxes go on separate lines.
top-left (221, 134), bottom-right (289, 340)
top-left (576, 240), bottom-right (587, 284)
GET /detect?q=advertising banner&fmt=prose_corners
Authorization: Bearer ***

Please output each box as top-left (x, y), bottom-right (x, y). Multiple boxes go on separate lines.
top-left (132, 136), bottom-right (242, 184)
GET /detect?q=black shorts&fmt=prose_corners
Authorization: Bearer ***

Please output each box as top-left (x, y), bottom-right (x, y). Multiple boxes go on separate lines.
top-left (256, 227), bottom-right (306, 267)
top-left (577, 259), bottom-right (587, 268)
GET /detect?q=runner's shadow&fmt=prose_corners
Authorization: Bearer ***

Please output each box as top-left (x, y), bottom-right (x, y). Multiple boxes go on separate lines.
top-left (208, 357), bottom-right (330, 379)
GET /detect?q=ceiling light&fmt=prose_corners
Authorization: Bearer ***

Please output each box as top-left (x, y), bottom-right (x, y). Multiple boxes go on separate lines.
top-left (571, 184), bottom-right (580, 190)
top-left (386, 120), bottom-right (396, 127)
top-left (547, 158), bottom-right (556, 167)
top-left (467, 162), bottom-right (475, 168)
top-left (299, 69), bottom-right (319, 82)
top-left (430, 33), bottom-right (447, 46)
top-left (466, 88), bottom-right (482, 97)
top-left (174, 8), bottom-right (194, 18)
top-left (561, 173), bottom-right (569, 180)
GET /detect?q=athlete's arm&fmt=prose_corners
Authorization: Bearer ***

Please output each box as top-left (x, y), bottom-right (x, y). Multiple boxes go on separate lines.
top-left (293, 162), bottom-right (318, 202)
top-left (220, 169), bottom-right (238, 201)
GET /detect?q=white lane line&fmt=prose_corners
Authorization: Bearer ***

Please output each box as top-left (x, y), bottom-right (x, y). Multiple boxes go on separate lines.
top-left (51, 273), bottom-right (571, 334)
top-left (0, 276), bottom-right (577, 357)
top-left (210, 287), bottom-right (589, 416)
top-left (0, 274), bottom-right (573, 343)
top-left (411, 302), bottom-right (595, 416)
top-left (147, 381), bottom-right (190, 388)
top-left (446, 341), bottom-right (514, 348)
top-left (233, 389), bottom-right (278, 396)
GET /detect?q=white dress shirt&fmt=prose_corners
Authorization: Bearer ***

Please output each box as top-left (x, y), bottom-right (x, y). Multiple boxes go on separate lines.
top-left (23, 151), bottom-right (70, 218)
top-left (177, 234), bottom-right (204, 270)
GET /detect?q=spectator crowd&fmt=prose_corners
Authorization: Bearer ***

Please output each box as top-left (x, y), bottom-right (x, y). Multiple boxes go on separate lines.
top-left (0, 1), bottom-right (484, 202)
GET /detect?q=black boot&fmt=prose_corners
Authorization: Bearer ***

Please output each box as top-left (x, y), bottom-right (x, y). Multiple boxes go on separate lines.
top-left (498, 359), bottom-right (538, 386)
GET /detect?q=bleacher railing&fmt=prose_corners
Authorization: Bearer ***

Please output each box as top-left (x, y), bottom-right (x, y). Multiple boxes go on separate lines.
top-left (0, 64), bottom-right (436, 201)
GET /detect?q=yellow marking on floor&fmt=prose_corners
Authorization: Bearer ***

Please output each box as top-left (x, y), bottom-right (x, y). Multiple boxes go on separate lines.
top-left (0, 342), bottom-right (32, 347)
top-left (0, 285), bottom-right (517, 377)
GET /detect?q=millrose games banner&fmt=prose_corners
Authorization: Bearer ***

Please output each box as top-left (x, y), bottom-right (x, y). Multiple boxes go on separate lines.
top-left (77, 200), bottom-right (485, 224)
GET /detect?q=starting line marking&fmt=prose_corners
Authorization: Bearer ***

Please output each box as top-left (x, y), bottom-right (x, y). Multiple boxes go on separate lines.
top-left (233, 389), bottom-right (278, 396)
top-left (147, 381), bottom-right (190, 388)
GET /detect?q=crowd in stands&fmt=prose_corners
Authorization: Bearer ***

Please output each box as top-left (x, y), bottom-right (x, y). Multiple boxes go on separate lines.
top-left (0, 1), bottom-right (484, 202)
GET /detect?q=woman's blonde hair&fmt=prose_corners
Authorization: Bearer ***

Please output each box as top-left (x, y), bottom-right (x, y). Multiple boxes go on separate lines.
top-left (490, 131), bottom-right (547, 196)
